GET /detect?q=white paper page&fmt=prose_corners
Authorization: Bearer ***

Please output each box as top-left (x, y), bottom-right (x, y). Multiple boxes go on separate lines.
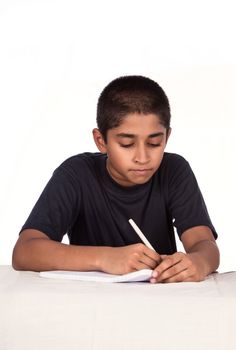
top-left (39, 269), bottom-right (153, 283)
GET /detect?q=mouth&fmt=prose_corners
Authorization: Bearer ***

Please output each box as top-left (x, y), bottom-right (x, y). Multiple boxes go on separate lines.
top-left (130, 168), bottom-right (152, 176)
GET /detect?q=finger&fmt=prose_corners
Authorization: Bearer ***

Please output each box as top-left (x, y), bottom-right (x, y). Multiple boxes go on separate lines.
top-left (157, 258), bottom-right (192, 282)
top-left (143, 246), bottom-right (162, 264)
top-left (150, 268), bottom-right (189, 284)
top-left (163, 268), bottom-right (206, 283)
top-left (150, 266), bottom-right (187, 283)
top-left (154, 252), bottom-right (185, 276)
top-left (151, 252), bottom-right (187, 282)
top-left (161, 269), bottom-right (191, 283)
top-left (133, 260), bottom-right (156, 271)
top-left (139, 254), bottom-right (160, 269)
top-left (155, 258), bottom-right (205, 283)
top-left (135, 244), bottom-right (161, 264)
top-left (160, 254), bottom-right (168, 259)
top-left (161, 267), bottom-right (203, 283)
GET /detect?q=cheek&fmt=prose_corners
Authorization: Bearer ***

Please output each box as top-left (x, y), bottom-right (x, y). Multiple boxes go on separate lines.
top-left (153, 149), bottom-right (165, 165)
top-left (107, 148), bottom-right (124, 163)
top-left (109, 146), bottom-right (129, 159)
top-left (109, 150), bottom-right (131, 169)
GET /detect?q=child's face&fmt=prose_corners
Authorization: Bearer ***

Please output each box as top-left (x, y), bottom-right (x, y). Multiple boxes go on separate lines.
top-left (98, 113), bottom-right (170, 187)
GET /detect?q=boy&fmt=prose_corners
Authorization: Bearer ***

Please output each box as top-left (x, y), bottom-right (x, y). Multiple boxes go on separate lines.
top-left (12, 75), bottom-right (220, 283)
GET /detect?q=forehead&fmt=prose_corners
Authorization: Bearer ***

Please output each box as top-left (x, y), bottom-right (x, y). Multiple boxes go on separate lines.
top-left (110, 113), bottom-right (166, 135)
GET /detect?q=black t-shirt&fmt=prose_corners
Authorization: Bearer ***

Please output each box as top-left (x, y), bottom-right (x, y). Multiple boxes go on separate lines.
top-left (21, 152), bottom-right (217, 254)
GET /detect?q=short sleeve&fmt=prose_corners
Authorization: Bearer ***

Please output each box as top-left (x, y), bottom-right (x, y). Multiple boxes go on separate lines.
top-left (20, 167), bottom-right (81, 242)
top-left (167, 156), bottom-right (217, 239)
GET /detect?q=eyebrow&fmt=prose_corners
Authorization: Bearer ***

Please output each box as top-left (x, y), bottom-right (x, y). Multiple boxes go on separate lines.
top-left (116, 132), bottom-right (164, 139)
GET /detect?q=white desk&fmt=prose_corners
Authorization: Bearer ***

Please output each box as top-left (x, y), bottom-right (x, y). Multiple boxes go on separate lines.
top-left (1, 266), bottom-right (236, 350)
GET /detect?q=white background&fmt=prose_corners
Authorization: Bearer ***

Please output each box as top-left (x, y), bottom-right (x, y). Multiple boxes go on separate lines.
top-left (0, 0), bottom-right (235, 272)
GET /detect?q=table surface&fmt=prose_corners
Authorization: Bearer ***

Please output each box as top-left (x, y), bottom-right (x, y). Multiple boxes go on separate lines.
top-left (1, 266), bottom-right (236, 350)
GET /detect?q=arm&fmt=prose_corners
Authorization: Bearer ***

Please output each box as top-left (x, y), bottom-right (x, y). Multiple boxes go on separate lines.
top-left (12, 229), bottom-right (161, 274)
top-left (150, 225), bottom-right (220, 283)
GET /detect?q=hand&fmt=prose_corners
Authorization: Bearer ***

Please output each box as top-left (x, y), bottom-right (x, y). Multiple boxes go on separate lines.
top-left (150, 252), bottom-right (206, 283)
top-left (99, 243), bottom-right (161, 275)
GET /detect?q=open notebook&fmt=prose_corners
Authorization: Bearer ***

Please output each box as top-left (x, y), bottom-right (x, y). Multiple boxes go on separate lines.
top-left (39, 269), bottom-right (153, 283)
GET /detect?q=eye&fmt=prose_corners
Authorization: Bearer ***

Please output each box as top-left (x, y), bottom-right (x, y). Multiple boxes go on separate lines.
top-left (119, 144), bottom-right (134, 148)
top-left (148, 143), bottom-right (161, 148)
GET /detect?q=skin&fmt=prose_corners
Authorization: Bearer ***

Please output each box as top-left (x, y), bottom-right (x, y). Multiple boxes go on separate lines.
top-left (93, 113), bottom-right (170, 187)
top-left (12, 113), bottom-right (220, 282)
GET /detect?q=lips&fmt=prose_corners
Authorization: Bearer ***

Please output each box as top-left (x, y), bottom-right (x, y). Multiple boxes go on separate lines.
top-left (130, 168), bottom-right (152, 176)
top-left (131, 168), bottom-right (152, 171)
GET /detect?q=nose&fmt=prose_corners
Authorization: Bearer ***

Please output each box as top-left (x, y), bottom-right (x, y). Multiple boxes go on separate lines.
top-left (133, 145), bottom-right (150, 164)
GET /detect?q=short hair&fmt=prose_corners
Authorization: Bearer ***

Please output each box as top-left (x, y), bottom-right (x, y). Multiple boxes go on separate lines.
top-left (96, 75), bottom-right (171, 141)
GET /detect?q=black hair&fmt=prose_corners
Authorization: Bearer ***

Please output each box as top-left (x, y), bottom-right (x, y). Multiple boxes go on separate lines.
top-left (96, 75), bottom-right (171, 141)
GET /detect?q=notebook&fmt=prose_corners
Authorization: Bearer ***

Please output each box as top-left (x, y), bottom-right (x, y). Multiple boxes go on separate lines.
top-left (39, 269), bottom-right (153, 283)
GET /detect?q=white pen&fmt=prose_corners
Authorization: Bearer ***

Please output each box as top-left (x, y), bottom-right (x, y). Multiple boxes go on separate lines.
top-left (128, 218), bottom-right (156, 251)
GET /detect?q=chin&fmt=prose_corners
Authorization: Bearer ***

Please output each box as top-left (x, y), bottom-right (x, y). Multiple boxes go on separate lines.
top-left (131, 178), bottom-right (151, 186)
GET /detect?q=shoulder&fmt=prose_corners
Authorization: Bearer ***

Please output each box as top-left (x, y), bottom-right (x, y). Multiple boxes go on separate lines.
top-left (59, 152), bottom-right (105, 169)
top-left (156, 152), bottom-right (194, 187)
top-left (160, 152), bottom-right (190, 172)
top-left (53, 152), bottom-right (106, 182)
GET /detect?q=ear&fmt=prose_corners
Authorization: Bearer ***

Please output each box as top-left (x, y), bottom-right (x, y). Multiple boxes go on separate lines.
top-left (92, 128), bottom-right (107, 153)
top-left (166, 127), bottom-right (172, 143)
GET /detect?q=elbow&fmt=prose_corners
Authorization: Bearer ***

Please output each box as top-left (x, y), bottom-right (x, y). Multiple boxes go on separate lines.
top-left (208, 240), bottom-right (220, 272)
top-left (206, 241), bottom-right (220, 275)
top-left (12, 229), bottom-right (48, 271)
top-left (12, 244), bottom-right (26, 271)
top-left (214, 243), bottom-right (220, 272)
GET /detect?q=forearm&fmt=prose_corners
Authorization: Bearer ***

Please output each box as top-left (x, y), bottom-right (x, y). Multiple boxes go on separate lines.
top-left (187, 240), bottom-right (220, 277)
top-left (12, 238), bottom-right (107, 272)
top-left (12, 233), bottom-right (161, 274)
